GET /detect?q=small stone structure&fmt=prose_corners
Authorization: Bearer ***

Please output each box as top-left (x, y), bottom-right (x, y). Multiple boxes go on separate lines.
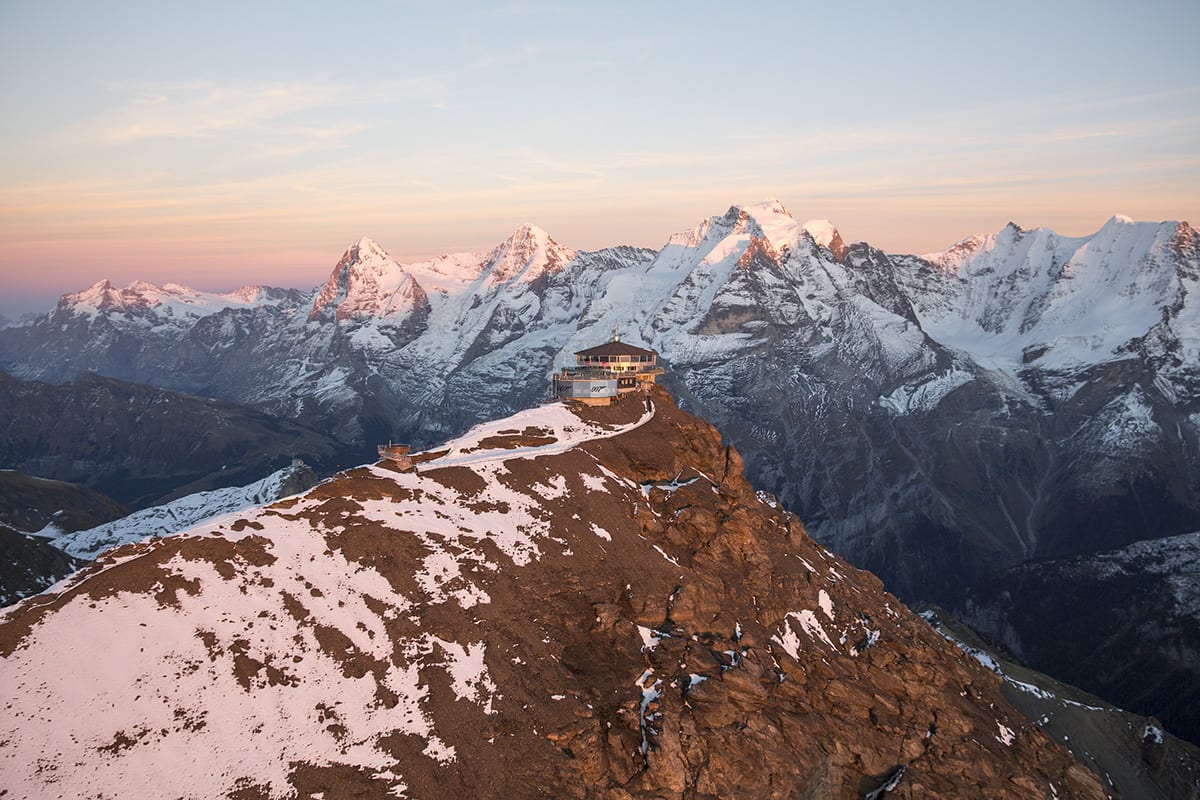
top-left (552, 337), bottom-right (664, 406)
top-left (377, 442), bottom-right (413, 471)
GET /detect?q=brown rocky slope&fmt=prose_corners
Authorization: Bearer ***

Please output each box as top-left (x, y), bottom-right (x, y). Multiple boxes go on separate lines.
top-left (0, 386), bottom-right (1106, 799)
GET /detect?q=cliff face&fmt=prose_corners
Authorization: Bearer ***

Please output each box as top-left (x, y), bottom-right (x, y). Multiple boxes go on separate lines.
top-left (0, 371), bottom-right (350, 509)
top-left (0, 470), bottom-right (125, 606)
top-left (961, 532), bottom-right (1200, 745)
top-left (0, 470), bottom-right (128, 534)
top-left (0, 388), bottom-right (1104, 799)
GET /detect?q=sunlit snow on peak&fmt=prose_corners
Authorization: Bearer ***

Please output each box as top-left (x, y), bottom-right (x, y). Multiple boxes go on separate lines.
top-left (802, 219), bottom-right (841, 250)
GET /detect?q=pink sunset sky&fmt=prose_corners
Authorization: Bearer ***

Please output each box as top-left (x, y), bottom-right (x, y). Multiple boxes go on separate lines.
top-left (2, 1), bottom-right (1197, 318)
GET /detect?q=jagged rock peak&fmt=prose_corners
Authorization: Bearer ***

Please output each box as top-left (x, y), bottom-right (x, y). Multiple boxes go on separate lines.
top-left (320, 237), bottom-right (398, 281)
top-left (921, 233), bottom-right (992, 273)
top-left (481, 223), bottom-right (576, 285)
top-left (340, 235), bottom-right (392, 264)
top-left (310, 237), bottom-right (429, 322)
top-left (921, 221), bottom-right (1034, 273)
top-left (731, 198), bottom-right (796, 232)
top-left (923, 214), bottom-right (1191, 277)
top-left (62, 278), bottom-right (120, 308)
top-left (726, 199), bottom-right (852, 261)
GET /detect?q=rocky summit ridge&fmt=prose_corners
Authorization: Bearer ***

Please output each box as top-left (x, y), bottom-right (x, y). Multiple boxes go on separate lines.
top-left (0, 388), bottom-right (1106, 799)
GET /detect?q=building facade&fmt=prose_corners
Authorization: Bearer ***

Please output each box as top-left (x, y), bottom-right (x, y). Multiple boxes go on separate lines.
top-left (552, 338), bottom-right (663, 405)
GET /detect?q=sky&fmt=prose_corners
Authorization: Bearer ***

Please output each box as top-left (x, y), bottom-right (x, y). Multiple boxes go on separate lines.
top-left (1, 0), bottom-right (1198, 317)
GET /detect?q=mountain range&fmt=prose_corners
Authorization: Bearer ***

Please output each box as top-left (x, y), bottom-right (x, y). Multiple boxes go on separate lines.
top-left (1, 199), bottom-right (1197, 744)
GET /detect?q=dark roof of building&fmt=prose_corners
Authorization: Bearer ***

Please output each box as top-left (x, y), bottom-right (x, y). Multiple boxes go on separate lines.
top-left (574, 339), bottom-right (657, 358)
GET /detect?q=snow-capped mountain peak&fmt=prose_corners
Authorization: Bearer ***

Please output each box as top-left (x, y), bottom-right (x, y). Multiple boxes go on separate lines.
top-left (480, 223), bottom-right (575, 286)
top-left (801, 218), bottom-right (836, 246)
top-left (906, 215), bottom-right (1190, 371)
top-left (737, 198), bottom-right (792, 220)
top-left (64, 279), bottom-right (127, 311)
top-left (348, 235), bottom-right (391, 261)
top-left (920, 233), bottom-right (992, 273)
top-left (61, 278), bottom-right (282, 321)
top-left (656, 201), bottom-right (800, 276)
top-left (309, 237), bottom-right (430, 323)
top-left (732, 199), bottom-right (803, 256)
top-left (221, 285), bottom-right (268, 304)
top-left (801, 218), bottom-right (847, 259)
top-left (127, 279), bottom-right (162, 295)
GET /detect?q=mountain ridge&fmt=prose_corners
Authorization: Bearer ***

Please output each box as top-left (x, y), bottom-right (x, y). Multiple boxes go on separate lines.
top-left (0, 387), bottom-right (1110, 799)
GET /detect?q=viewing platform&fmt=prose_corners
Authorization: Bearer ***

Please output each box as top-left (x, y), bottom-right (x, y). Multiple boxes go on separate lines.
top-left (552, 337), bottom-right (663, 406)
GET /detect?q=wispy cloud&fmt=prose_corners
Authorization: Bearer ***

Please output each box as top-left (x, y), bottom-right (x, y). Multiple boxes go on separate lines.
top-left (80, 77), bottom-right (447, 145)
top-left (484, 2), bottom-right (576, 17)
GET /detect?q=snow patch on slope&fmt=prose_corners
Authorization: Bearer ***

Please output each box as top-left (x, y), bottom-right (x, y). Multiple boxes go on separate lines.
top-left (1, 515), bottom-right (466, 797)
top-left (416, 400), bottom-right (654, 469)
top-left (54, 464), bottom-right (313, 561)
top-left (879, 370), bottom-right (973, 414)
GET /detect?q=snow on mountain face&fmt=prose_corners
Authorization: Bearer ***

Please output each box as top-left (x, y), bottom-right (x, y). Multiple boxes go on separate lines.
top-left (568, 202), bottom-right (817, 365)
top-left (404, 251), bottom-right (488, 296)
top-left (52, 462), bottom-right (318, 561)
top-left (309, 237), bottom-right (430, 323)
top-left (0, 389), bottom-right (1108, 799)
top-left (910, 216), bottom-right (1188, 371)
top-left (479, 223), bottom-right (575, 287)
top-left (558, 201), bottom-right (930, 388)
top-left (62, 278), bottom-right (296, 322)
top-left (801, 218), bottom-right (846, 259)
